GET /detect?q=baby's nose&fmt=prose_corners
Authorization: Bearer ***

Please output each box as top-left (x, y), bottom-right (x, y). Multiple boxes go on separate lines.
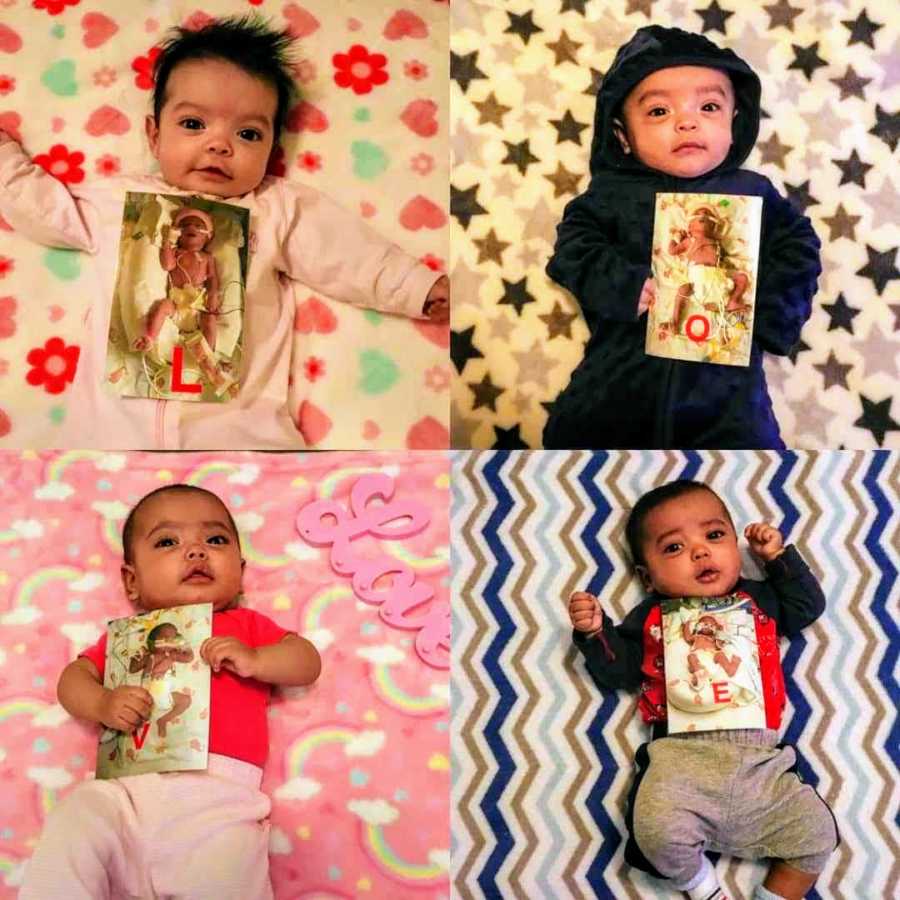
top-left (691, 543), bottom-right (709, 559)
top-left (675, 114), bottom-right (698, 131)
top-left (204, 134), bottom-right (232, 155)
top-left (185, 544), bottom-right (208, 559)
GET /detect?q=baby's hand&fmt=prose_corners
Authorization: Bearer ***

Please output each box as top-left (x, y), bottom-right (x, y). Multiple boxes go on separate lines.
top-left (200, 636), bottom-right (259, 678)
top-left (423, 274), bottom-right (449, 324)
top-left (568, 591), bottom-right (603, 633)
top-left (99, 685), bottom-right (153, 732)
top-left (637, 277), bottom-right (656, 316)
top-left (744, 523), bottom-right (785, 562)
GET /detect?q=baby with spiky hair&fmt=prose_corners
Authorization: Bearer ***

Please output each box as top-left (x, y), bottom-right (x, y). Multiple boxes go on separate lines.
top-left (0, 15), bottom-right (448, 449)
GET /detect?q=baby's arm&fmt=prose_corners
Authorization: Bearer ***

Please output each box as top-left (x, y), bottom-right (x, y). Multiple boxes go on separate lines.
top-left (57, 657), bottom-right (152, 731)
top-left (753, 181), bottom-right (821, 355)
top-left (0, 129), bottom-right (96, 251)
top-left (744, 526), bottom-right (826, 636)
top-left (567, 590), bottom-right (647, 691)
top-left (205, 252), bottom-right (220, 313)
top-left (276, 181), bottom-right (442, 321)
top-left (200, 633), bottom-right (321, 686)
top-left (546, 185), bottom-right (652, 323)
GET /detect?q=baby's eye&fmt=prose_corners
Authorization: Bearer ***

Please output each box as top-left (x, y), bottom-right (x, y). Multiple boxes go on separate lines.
top-left (701, 102), bottom-right (722, 112)
top-left (647, 106), bottom-right (668, 118)
top-left (207, 534), bottom-right (229, 545)
top-left (707, 529), bottom-right (725, 540)
top-left (238, 128), bottom-right (263, 142)
top-left (178, 117), bottom-right (204, 131)
top-left (154, 537), bottom-right (177, 548)
top-left (662, 542), bottom-right (683, 555)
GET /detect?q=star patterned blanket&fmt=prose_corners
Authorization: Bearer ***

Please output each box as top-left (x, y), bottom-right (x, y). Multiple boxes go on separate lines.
top-left (450, 0), bottom-right (899, 449)
top-left (451, 448), bottom-right (899, 899)
top-left (0, 450), bottom-right (450, 899)
top-left (0, 0), bottom-right (449, 449)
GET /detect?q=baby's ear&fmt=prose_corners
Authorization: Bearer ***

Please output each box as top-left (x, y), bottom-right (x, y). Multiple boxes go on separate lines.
top-left (120, 563), bottom-right (139, 602)
top-left (612, 118), bottom-right (631, 154)
top-left (145, 115), bottom-right (160, 158)
top-left (634, 564), bottom-right (653, 592)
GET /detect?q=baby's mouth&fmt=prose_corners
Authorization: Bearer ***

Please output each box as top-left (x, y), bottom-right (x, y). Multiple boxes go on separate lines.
top-left (673, 142), bottom-right (706, 154)
top-left (696, 567), bottom-right (720, 584)
top-left (183, 566), bottom-right (213, 583)
top-left (196, 166), bottom-right (230, 179)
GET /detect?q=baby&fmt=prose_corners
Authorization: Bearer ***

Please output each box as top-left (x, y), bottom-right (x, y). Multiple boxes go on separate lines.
top-left (0, 15), bottom-right (448, 448)
top-left (134, 207), bottom-right (221, 353)
top-left (545, 26), bottom-right (821, 450)
top-left (19, 484), bottom-right (322, 900)
top-left (568, 480), bottom-right (837, 900)
top-left (666, 205), bottom-right (750, 326)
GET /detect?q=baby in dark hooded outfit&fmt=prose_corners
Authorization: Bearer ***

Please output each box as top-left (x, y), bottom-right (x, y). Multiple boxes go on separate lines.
top-left (544, 26), bottom-right (821, 450)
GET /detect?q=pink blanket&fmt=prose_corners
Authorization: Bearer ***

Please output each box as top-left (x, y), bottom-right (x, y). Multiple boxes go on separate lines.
top-left (0, 450), bottom-right (450, 898)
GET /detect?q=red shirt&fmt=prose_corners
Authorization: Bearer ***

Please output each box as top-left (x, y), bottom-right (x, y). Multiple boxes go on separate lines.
top-left (80, 607), bottom-right (290, 767)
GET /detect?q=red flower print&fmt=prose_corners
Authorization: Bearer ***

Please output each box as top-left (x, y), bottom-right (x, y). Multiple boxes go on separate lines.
top-left (424, 365), bottom-right (450, 392)
top-left (420, 254), bottom-right (444, 272)
top-left (32, 0), bottom-right (80, 15)
top-left (303, 356), bottom-right (325, 382)
top-left (248, 0), bottom-right (264, 5)
top-left (0, 257), bottom-right (13, 278)
top-left (131, 47), bottom-right (161, 91)
top-left (333, 45), bottom-right (389, 95)
top-left (0, 75), bottom-right (14, 96)
top-left (26, 337), bottom-right (80, 395)
top-left (0, 407), bottom-right (10, 438)
top-left (0, 296), bottom-right (16, 339)
top-left (266, 145), bottom-right (286, 178)
top-left (403, 60), bottom-right (428, 81)
top-left (298, 151), bottom-right (322, 173)
top-left (95, 154), bottom-right (120, 177)
top-left (410, 153), bottom-right (434, 176)
top-left (93, 66), bottom-right (117, 88)
top-left (32, 144), bottom-right (85, 185)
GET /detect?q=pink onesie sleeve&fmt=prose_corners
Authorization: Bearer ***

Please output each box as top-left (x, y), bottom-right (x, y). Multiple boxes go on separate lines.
top-left (0, 132), bottom-right (97, 252)
top-left (272, 179), bottom-right (439, 319)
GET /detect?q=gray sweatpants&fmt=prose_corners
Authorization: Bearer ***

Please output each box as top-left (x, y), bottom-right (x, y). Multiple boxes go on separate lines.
top-left (632, 729), bottom-right (838, 886)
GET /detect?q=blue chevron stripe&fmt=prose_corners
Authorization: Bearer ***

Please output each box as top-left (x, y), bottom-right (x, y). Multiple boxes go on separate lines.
top-left (533, 451), bottom-right (570, 895)
top-left (862, 453), bottom-right (899, 781)
top-left (576, 453), bottom-right (622, 897)
top-left (677, 449), bottom-right (703, 482)
top-left (821, 451), bottom-right (877, 870)
top-left (477, 451), bottom-right (517, 898)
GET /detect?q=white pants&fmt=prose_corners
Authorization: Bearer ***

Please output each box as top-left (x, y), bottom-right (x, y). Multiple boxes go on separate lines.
top-left (19, 754), bottom-right (273, 900)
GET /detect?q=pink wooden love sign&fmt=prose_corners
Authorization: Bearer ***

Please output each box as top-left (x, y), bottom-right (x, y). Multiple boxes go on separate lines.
top-left (296, 473), bottom-right (449, 668)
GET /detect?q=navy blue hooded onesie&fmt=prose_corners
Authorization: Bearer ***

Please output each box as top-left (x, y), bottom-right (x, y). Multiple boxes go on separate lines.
top-left (544, 26), bottom-right (821, 450)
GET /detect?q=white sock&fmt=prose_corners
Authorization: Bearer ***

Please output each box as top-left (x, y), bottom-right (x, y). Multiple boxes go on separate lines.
top-left (672, 856), bottom-right (721, 899)
top-left (753, 886), bottom-right (785, 900)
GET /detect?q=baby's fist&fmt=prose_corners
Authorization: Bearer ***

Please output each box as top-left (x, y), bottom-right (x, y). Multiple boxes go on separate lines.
top-left (744, 523), bottom-right (784, 562)
top-left (637, 278), bottom-right (656, 316)
top-left (568, 591), bottom-right (603, 634)
top-left (423, 275), bottom-right (449, 324)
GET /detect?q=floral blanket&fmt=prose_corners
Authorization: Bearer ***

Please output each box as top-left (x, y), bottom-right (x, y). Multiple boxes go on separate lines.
top-left (0, 0), bottom-right (449, 448)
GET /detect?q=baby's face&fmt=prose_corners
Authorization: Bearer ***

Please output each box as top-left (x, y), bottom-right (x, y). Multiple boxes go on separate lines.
top-left (176, 216), bottom-right (211, 250)
top-left (616, 66), bottom-right (735, 178)
top-left (146, 57), bottom-right (277, 198)
top-left (121, 491), bottom-right (244, 612)
top-left (638, 489), bottom-right (741, 598)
